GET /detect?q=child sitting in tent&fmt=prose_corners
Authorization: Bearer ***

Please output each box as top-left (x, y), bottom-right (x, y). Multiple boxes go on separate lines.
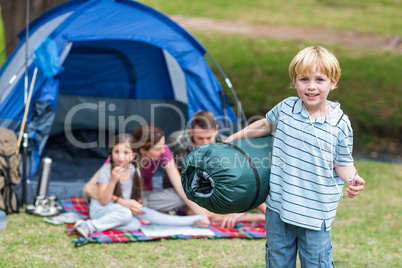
top-left (74, 133), bottom-right (206, 238)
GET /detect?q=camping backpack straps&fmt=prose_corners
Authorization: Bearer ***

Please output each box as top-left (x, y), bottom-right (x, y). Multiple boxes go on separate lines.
top-left (0, 127), bottom-right (21, 214)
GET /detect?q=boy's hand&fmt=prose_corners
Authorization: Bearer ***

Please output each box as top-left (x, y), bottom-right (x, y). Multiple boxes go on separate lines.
top-left (347, 175), bottom-right (365, 199)
top-left (224, 136), bottom-right (235, 143)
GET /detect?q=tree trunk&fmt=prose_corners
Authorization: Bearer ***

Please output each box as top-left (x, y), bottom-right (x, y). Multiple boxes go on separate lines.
top-left (1, 0), bottom-right (66, 57)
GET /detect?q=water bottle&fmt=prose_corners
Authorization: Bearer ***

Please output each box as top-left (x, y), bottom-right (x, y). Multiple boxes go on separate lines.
top-left (36, 157), bottom-right (52, 198)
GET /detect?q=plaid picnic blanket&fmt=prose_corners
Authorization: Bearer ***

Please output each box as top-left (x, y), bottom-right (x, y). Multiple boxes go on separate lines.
top-left (60, 197), bottom-right (266, 247)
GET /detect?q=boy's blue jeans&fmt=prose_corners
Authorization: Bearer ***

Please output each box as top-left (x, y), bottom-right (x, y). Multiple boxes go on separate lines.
top-left (265, 208), bottom-right (335, 268)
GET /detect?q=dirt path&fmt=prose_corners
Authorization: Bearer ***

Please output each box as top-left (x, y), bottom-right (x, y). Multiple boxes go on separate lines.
top-left (171, 16), bottom-right (402, 53)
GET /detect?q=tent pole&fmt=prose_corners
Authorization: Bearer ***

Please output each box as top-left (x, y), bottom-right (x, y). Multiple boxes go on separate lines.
top-left (205, 51), bottom-right (248, 129)
top-left (22, 0), bottom-right (31, 205)
top-left (219, 90), bottom-right (229, 131)
top-left (17, 67), bottom-right (37, 205)
top-left (24, 0), bottom-right (30, 104)
top-left (16, 67), bottom-right (37, 153)
top-left (22, 132), bottom-right (28, 205)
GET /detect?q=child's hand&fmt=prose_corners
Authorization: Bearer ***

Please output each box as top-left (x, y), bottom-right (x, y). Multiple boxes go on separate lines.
top-left (347, 174), bottom-right (365, 199)
top-left (122, 199), bottom-right (144, 215)
top-left (224, 136), bottom-right (234, 143)
top-left (111, 166), bottom-right (125, 183)
top-left (193, 217), bottom-right (210, 228)
top-left (220, 213), bottom-right (245, 229)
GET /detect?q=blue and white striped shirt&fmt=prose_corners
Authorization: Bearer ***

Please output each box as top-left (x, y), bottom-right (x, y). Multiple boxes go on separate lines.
top-left (266, 97), bottom-right (354, 231)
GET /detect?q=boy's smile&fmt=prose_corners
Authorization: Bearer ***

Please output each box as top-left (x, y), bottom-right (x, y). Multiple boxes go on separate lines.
top-left (306, 93), bottom-right (318, 98)
top-left (294, 65), bottom-right (338, 118)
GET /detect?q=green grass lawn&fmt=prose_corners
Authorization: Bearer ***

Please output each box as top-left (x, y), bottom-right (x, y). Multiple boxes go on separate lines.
top-left (198, 32), bottom-right (402, 146)
top-left (135, 0), bottom-right (402, 146)
top-left (0, 2), bottom-right (401, 266)
top-left (1, 1), bottom-right (401, 147)
top-left (1, 160), bottom-right (401, 267)
top-left (138, 0), bottom-right (402, 36)
top-left (0, 14), bottom-right (6, 65)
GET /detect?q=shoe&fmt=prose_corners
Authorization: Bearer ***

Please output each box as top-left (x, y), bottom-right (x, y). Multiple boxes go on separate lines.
top-left (74, 220), bottom-right (91, 238)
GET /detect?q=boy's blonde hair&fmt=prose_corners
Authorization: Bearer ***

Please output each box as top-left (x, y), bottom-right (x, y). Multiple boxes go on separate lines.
top-left (289, 46), bottom-right (341, 87)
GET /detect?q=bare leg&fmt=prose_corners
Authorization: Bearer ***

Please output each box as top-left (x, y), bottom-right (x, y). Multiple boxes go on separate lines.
top-left (188, 203), bottom-right (266, 228)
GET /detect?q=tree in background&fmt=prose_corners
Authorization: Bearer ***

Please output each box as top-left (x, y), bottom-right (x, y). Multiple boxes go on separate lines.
top-left (1, 0), bottom-right (66, 57)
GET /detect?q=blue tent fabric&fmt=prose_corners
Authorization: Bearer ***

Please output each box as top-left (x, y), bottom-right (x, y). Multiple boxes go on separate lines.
top-left (32, 37), bottom-right (63, 78)
top-left (59, 40), bottom-right (174, 99)
top-left (0, 0), bottom-right (239, 203)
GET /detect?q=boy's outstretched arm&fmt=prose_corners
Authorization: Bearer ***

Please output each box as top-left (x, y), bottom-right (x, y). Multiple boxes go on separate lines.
top-left (334, 165), bottom-right (365, 199)
top-left (225, 118), bottom-right (276, 142)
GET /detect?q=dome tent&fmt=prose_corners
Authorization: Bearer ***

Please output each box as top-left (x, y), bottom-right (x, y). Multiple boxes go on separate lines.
top-left (0, 0), bottom-right (242, 203)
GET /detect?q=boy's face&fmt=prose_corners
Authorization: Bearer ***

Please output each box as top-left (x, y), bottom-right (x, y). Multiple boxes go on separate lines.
top-left (294, 65), bottom-right (338, 115)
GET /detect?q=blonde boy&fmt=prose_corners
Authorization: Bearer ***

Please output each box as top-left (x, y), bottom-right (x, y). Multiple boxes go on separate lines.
top-left (226, 46), bottom-right (365, 267)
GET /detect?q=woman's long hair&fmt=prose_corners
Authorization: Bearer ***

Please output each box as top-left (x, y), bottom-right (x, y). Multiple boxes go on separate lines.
top-left (109, 133), bottom-right (142, 202)
top-left (132, 124), bottom-right (164, 151)
top-left (132, 125), bottom-right (165, 172)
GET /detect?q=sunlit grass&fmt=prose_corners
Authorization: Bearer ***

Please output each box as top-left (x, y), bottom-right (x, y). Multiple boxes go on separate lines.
top-left (334, 161), bottom-right (402, 267)
top-left (0, 1), bottom-right (401, 266)
top-left (1, 160), bottom-right (400, 267)
top-left (0, 13), bottom-right (6, 66)
top-left (1, 2), bottom-right (401, 145)
top-left (196, 32), bottom-right (402, 145)
top-left (138, 0), bottom-right (402, 35)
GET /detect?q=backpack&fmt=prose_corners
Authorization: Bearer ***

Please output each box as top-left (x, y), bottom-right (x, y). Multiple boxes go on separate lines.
top-left (0, 127), bottom-right (21, 214)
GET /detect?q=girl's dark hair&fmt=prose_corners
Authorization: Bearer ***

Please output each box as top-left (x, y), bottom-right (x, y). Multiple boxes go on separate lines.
top-left (132, 124), bottom-right (164, 151)
top-left (110, 133), bottom-right (142, 202)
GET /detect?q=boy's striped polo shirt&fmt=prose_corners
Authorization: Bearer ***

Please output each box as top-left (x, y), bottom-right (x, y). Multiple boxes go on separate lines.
top-left (265, 97), bottom-right (354, 231)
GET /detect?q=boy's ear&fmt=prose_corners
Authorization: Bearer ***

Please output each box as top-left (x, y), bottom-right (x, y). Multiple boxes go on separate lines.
top-left (330, 79), bottom-right (339, 90)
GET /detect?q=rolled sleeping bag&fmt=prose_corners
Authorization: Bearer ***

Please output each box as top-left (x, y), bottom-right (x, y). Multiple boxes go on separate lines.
top-left (181, 135), bottom-right (273, 214)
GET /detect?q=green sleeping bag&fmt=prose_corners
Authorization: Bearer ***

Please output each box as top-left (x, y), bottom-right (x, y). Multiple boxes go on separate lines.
top-left (181, 135), bottom-right (273, 214)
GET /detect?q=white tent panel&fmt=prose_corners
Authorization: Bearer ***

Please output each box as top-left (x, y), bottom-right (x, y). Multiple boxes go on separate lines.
top-left (163, 50), bottom-right (187, 104)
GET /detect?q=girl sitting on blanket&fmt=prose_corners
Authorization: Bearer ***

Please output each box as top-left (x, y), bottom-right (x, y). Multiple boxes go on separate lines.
top-left (74, 133), bottom-right (207, 238)
top-left (83, 124), bottom-right (210, 227)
